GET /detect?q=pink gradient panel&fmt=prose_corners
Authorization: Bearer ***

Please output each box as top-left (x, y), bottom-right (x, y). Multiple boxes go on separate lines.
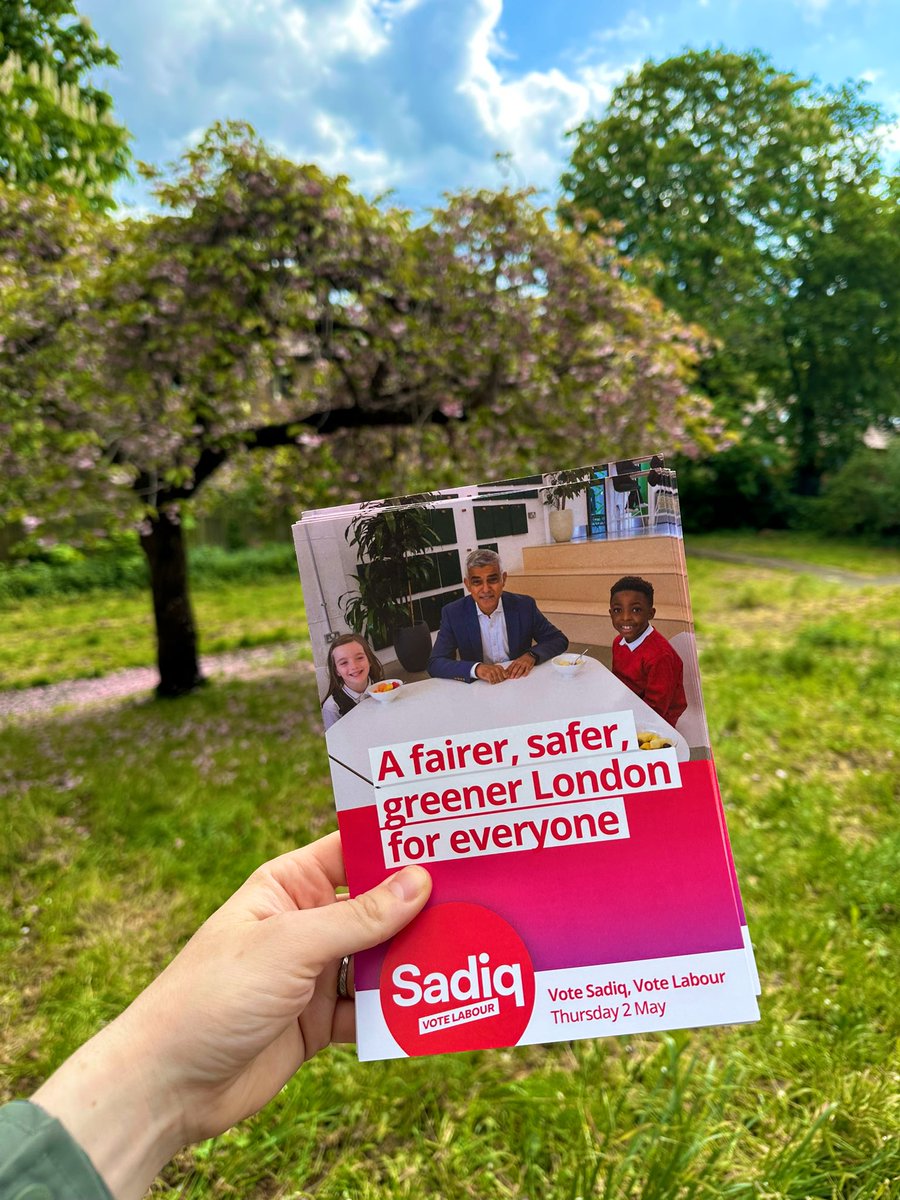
top-left (342, 760), bottom-right (744, 992)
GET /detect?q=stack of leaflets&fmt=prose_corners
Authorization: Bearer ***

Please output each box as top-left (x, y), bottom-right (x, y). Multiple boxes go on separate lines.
top-left (293, 456), bottom-right (760, 1060)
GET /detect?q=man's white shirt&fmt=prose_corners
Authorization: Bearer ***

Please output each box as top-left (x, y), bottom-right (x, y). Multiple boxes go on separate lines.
top-left (469, 597), bottom-right (511, 678)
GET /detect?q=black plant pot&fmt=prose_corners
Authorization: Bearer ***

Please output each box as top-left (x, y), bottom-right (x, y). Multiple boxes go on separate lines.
top-left (393, 620), bottom-right (432, 673)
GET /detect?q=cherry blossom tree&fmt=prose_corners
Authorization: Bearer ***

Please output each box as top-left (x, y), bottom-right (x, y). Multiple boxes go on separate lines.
top-left (1, 122), bottom-right (714, 696)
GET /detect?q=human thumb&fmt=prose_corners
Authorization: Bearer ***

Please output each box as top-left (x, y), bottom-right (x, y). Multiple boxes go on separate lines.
top-left (295, 866), bottom-right (432, 967)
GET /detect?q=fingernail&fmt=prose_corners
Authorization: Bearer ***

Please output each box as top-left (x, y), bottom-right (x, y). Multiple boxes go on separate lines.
top-left (386, 866), bottom-right (429, 901)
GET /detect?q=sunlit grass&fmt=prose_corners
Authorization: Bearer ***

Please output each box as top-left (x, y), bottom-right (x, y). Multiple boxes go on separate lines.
top-left (0, 577), bottom-right (308, 689)
top-left (2, 543), bottom-right (899, 1197)
top-left (686, 530), bottom-right (900, 575)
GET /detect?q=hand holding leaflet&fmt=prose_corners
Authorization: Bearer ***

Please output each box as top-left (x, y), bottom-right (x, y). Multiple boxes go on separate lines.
top-left (294, 458), bottom-right (760, 1061)
top-left (18, 834), bottom-right (430, 1200)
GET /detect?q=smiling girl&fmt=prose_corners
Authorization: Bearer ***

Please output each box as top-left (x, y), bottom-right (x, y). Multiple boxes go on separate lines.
top-left (322, 634), bottom-right (385, 731)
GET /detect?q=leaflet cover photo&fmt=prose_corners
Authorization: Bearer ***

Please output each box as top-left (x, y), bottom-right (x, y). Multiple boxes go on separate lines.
top-left (292, 456), bottom-right (760, 1060)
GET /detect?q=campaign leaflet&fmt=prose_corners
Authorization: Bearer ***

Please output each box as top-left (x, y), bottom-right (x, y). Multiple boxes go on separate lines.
top-left (293, 457), bottom-right (760, 1060)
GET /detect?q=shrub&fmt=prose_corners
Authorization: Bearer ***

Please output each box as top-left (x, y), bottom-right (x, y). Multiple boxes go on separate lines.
top-left (814, 442), bottom-right (900, 539)
top-left (0, 542), bottom-right (297, 603)
top-left (675, 439), bottom-right (794, 532)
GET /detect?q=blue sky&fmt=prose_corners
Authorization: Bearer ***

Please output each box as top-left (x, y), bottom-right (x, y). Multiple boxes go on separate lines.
top-left (78, 0), bottom-right (900, 214)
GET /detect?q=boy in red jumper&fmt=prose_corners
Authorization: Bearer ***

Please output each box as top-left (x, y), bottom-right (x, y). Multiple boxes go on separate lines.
top-left (609, 575), bottom-right (687, 727)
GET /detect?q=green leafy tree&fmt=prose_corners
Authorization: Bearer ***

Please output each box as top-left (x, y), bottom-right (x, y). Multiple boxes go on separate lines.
top-left (1, 123), bottom-right (714, 696)
top-left (783, 181), bottom-right (900, 489)
top-left (0, 0), bottom-right (130, 209)
top-left (562, 48), bottom-right (897, 492)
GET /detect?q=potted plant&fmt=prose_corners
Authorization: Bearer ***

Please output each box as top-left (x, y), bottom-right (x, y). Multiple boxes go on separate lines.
top-left (540, 467), bottom-right (594, 542)
top-left (340, 494), bottom-right (439, 672)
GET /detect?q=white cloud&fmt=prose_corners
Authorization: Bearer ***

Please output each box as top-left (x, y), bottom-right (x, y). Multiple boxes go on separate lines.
top-left (309, 111), bottom-right (395, 194)
top-left (454, 1), bottom-right (619, 197)
top-left (85, 0), bottom-right (630, 210)
top-left (77, 0), bottom-right (900, 219)
top-left (158, 3), bottom-right (602, 202)
top-left (789, 0), bottom-right (880, 22)
top-left (589, 12), bottom-right (657, 43)
top-left (377, 0), bottom-right (426, 18)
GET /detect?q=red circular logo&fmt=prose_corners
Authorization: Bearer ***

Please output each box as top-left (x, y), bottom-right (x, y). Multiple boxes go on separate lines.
top-left (380, 902), bottom-right (536, 1056)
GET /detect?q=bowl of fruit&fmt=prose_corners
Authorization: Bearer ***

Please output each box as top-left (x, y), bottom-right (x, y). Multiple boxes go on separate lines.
top-left (367, 678), bottom-right (403, 703)
top-left (636, 729), bottom-right (675, 751)
top-left (551, 653), bottom-right (586, 678)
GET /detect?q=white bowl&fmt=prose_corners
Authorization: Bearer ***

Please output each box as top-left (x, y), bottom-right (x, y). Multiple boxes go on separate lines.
top-left (367, 678), bottom-right (403, 703)
top-left (636, 729), bottom-right (675, 751)
top-left (551, 654), bottom-right (586, 678)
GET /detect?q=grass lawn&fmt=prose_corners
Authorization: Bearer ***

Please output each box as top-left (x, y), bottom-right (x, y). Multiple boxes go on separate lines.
top-left (0, 577), bottom-right (310, 689)
top-left (3, 531), bottom-right (897, 692)
top-left (686, 530), bottom-right (900, 575)
top-left (2, 546), bottom-right (899, 1197)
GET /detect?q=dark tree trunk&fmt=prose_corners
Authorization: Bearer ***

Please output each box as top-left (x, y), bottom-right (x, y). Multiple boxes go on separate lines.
top-left (791, 389), bottom-right (823, 498)
top-left (139, 509), bottom-right (204, 697)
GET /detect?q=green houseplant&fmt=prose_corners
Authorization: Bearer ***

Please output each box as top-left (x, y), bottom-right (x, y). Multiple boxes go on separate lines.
top-left (340, 494), bottom-right (439, 672)
top-left (540, 467), bottom-right (595, 542)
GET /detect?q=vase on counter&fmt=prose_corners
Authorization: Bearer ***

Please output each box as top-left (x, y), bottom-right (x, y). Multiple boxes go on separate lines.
top-left (548, 508), bottom-right (574, 543)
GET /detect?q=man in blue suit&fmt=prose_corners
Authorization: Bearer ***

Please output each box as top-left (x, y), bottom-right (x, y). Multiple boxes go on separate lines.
top-left (428, 549), bottom-right (569, 684)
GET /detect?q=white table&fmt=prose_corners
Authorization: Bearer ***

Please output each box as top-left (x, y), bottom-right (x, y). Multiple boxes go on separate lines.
top-left (326, 658), bottom-right (688, 799)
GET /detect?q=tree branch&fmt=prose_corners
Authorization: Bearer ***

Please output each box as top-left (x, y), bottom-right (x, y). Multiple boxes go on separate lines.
top-left (136, 403), bottom-right (460, 505)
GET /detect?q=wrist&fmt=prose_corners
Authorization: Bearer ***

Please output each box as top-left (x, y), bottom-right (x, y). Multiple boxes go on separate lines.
top-left (33, 1009), bottom-right (185, 1200)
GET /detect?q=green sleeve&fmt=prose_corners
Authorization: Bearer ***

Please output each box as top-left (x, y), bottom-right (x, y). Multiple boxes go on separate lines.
top-left (0, 1101), bottom-right (113, 1200)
